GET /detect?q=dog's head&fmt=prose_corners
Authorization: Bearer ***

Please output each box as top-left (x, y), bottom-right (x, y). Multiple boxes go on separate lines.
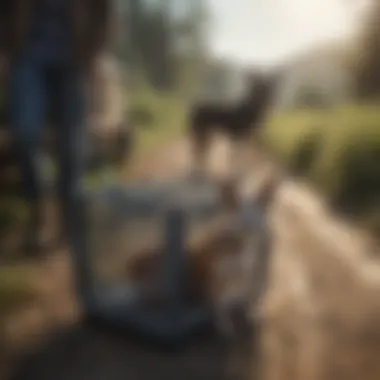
top-left (245, 67), bottom-right (283, 108)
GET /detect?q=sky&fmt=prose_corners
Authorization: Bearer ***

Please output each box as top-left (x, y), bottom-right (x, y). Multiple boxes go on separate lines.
top-left (206, 0), bottom-right (369, 66)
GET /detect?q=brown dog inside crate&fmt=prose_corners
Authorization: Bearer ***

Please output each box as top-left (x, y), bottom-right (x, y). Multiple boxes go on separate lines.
top-left (124, 173), bottom-right (280, 307)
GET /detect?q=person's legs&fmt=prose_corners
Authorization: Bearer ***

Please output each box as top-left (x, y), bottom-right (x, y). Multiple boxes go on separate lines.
top-left (9, 59), bottom-right (47, 254)
top-left (53, 66), bottom-right (87, 242)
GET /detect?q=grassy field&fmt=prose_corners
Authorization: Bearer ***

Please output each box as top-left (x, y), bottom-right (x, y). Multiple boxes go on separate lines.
top-left (263, 102), bottom-right (380, 232)
top-left (128, 87), bottom-right (187, 154)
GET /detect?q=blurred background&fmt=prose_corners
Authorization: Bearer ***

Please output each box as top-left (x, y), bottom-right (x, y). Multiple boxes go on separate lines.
top-left (0, 0), bottom-right (380, 379)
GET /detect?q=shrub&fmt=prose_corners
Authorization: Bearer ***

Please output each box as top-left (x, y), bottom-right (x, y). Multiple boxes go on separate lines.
top-left (263, 103), bottom-right (380, 228)
top-left (287, 128), bottom-right (323, 176)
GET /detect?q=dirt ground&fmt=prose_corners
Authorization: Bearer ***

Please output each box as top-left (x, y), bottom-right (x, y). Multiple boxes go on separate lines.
top-left (2, 137), bottom-right (380, 380)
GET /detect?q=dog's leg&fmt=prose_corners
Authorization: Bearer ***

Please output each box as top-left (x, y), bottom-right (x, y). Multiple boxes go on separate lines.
top-left (189, 126), bottom-right (212, 180)
top-left (229, 137), bottom-right (248, 182)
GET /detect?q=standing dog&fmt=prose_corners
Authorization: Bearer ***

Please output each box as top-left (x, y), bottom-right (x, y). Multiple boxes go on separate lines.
top-left (188, 71), bottom-right (279, 178)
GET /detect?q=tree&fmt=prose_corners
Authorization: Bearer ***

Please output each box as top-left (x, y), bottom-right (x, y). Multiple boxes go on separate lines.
top-left (117, 0), bottom-right (210, 92)
top-left (353, 0), bottom-right (380, 98)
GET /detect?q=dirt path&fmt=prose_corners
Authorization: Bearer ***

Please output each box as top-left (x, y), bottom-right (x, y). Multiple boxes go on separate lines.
top-left (4, 137), bottom-right (380, 380)
top-left (258, 178), bottom-right (380, 380)
top-left (126, 136), bottom-right (236, 181)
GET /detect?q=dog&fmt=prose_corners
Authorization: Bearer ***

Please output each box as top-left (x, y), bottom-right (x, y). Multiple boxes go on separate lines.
top-left (188, 71), bottom-right (279, 178)
top-left (122, 173), bottom-right (281, 377)
top-left (124, 171), bottom-right (281, 307)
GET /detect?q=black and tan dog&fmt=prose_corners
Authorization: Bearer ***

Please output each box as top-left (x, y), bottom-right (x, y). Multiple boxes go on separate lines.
top-left (188, 71), bottom-right (279, 178)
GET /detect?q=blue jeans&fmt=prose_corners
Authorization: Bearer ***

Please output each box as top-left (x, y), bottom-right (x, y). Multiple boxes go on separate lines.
top-left (9, 58), bottom-right (86, 239)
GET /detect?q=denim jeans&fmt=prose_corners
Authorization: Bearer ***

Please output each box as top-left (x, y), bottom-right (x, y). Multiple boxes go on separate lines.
top-left (9, 57), bottom-right (87, 240)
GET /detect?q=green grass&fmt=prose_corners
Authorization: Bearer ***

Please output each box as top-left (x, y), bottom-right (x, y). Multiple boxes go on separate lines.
top-left (129, 87), bottom-right (187, 153)
top-left (263, 103), bottom-right (380, 231)
top-left (85, 87), bottom-right (187, 188)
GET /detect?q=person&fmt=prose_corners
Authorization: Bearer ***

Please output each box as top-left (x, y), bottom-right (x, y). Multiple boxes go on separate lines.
top-left (0, 0), bottom-right (114, 256)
